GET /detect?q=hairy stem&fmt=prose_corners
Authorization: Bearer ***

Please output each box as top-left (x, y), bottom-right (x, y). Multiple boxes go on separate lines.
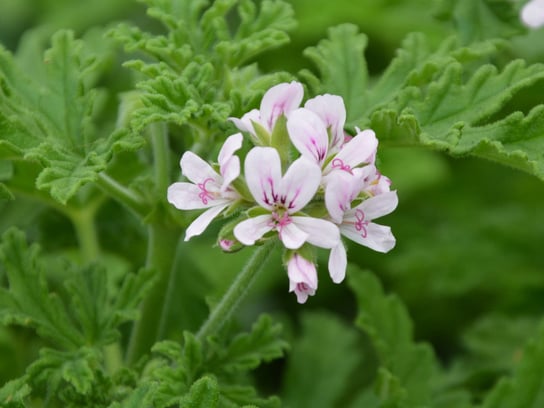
top-left (196, 240), bottom-right (276, 341)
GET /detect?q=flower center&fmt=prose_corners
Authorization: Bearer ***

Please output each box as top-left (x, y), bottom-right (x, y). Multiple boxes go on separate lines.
top-left (269, 208), bottom-right (292, 239)
top-left (197, 178), bottom-right (215, 204)
top-left (354, 209), bottom-right (369, 238)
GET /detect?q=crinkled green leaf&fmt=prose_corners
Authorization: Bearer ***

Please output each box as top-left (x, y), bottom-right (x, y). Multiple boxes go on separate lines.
top-left (110, 0), bottom-right (295, 134)
top-left (482, 323), bottom-right (544, 408)
top-left (108, 383), bottom-right (157, 408)
top-left (300, 24), bottom-right (368, 123)
top-left (180, 376), bottom-right (220, 408)
top-left (0, 30), bottom-right (143, 204)
top-left (0, 377), bottom-right (31, 408)
top-left (0, 228), bottom-right (84, 349)
top-left (219, 384), bottom-right (280, 408)
top-left (281, 312), bottom-right (362, 408)
top-left (213, 314), bottom-right (289, 374)
top-left (434, 0), bottom-right (525, 44)
top-left (349, 268), bottom-right (437, 407)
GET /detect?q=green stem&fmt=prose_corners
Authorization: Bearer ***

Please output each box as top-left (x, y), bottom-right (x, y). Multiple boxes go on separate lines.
top-left (149, 122), bottom-right (170, 196)
top-left (196, 240), bottom-right (276, 341)
top-left (95, 173), bottom-right (149, 217)
top-left (68, 200), bottom-right (102, 263)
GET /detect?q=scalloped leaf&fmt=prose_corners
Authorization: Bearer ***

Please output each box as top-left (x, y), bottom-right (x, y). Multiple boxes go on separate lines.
top-left (482, 323), bottom-right (544, 408)
top-left (349, 268), bottom-right (438, 407)
top-left (110, 0), bottom-right (295, 133)
top-left (0, 31), bottom-right (143, 204)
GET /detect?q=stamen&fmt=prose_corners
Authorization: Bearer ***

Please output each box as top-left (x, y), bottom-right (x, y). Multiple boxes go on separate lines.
top-left (354, 209), bottom-right (368, 238)
top-left (331, 158), bottom-right (352, 173)
top-left (197, 178), bottom-right (215, 204)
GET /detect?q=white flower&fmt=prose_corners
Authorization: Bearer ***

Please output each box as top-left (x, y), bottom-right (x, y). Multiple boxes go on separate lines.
top-left (521, 0), bottom-right (544, 28)
top-left (167, 133), bottom-right (243, 241)
top-left (233, 146), bottom-right (340, 250)
top-left (230, 81), bottom-right (304, 141)
top-left (287, 253), bottom-right (318, 304)
top-left (326, 172), bottom-right (398, 283)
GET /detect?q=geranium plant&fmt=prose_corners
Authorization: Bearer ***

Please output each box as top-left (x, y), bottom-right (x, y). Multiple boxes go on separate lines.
top-left (1, 0), bottom-right (544, 407)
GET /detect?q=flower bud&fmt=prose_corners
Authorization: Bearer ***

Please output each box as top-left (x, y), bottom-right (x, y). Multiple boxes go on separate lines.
top-left (287, 253), bottom-right (318, 304)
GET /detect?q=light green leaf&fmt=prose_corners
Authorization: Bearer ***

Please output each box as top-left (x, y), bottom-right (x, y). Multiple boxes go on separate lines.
top-left (349, 268), bottom-right (437, 407)
top-left (0, 228), bottom-right (84, 349)
top-left (434, 0), bottom-right (525, 44)
top-left (481, 323), bottom-right (544, 408)
top-left (0, 30), bottom-right (143, 204)
top-left (179, 376), bottom-right (219, 408)
top-left (0, 377), bottom-right (31, 408)
top-left (215, 314), bottom-right (288, 374)
top-left (281, 311), bottom-right (362, 408)
top-left (300, 24), bottom-right (368, 123)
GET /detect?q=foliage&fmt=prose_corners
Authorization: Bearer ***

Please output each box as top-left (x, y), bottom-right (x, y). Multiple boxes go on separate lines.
top-left (1, 0), bottom-right (544, 406)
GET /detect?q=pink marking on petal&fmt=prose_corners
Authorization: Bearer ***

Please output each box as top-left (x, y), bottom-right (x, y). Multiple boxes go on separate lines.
top-left (354, 209), bottom-right (369, 238)
top-left (197, 178), bottom-right (215, 204)
top-left (331, 158), bottom-right (353, 174)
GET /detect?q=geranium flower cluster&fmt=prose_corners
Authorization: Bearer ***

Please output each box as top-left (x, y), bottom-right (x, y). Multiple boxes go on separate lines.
top-left (168, 82), bottom-right (398, 303)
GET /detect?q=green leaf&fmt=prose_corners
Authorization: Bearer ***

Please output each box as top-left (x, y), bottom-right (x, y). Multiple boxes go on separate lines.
top-left (110, 0), bottom-right (295, 136)
top-left (481, 323), bottom-right (544, 408)
top-left (108, 383), bottom-right (156, 408)
top-left (0, 377), bottom-right (31, 408)
top-left (0, 228), bottom-right (84, 349)
top-left (281, 312), bottom-right (362, 408)
top-left (215, 314), bottom-right (289, 374)
top-left (434, 0), bottom-right (525, 44)
top-left (0, 30), bottom-right (143, 204)
top-left (300, 23), bottom-right (368, 124)
top-left (348, 268), bottom-right (437, 407)
top-left (180, 376), bottom-right (220, 408)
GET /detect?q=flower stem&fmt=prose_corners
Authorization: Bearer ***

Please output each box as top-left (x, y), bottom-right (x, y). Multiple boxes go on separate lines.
top-left (196, 240), bottom-right (276, 341)
top-left (95, 173), bottom-right (149, 217)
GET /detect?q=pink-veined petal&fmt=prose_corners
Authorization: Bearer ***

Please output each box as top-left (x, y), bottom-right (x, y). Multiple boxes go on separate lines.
top-left (287, 108), bottom-right (329, 165)
top-left (244, 147), bottom-right (282, 210)
top-left (280, 156), bottom-right (321, 213)
top-left (327, 129), bottom-right (378, 172)
top-left (324, 171), bottom-right (363, 223)
top-left (340, 222), bottom-right (396, 253)
top-left (229, 109), bottom-right (260, 135)
top-left (279, 221), bottom-right (308, 249)
top-left (185, 203), bottom-right (230, 241)
top-left (180, 151), bottom-right (221, 185)
top-left (220, 156), bottom-right (240, 192)
top-left (233, 214), bottom-right (274, 246)
top-left (328, 243), bottom-right (347, 284)
top-left (218, 133), bottom-right (243, 167)
top-left (292, 216), bottom-right (340, 249)
top-left (260, 81), bottom-right (304, 131)
top-left (352, 190), bottom-right (398, 220)
top-left (304, 94), bottom-right (346, 152)
top-left (167, 182), bottom-right (227, 210)
top-left (288, 254), bottom-right (317, 303)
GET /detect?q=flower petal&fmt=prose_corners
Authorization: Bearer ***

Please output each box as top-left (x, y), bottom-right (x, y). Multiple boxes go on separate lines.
top-left (260, 81), bottom-right (304, 131)
top-left (324, 171), bottom-right (363, 223)
top-left (180, 151), bottom-right (221, 185)
top-left (167, 182), bottom-right (228, 210)
top-left (328, 243), bottom-right (347, 284)
top-left (304, 94), bottom-right (346, 152)
top-left (353, 190), bottom-right (398, 220)
top-left (185, 203), bottom-right (229, 241)
top-left (287, 108), bottom-right (329, 165)
top-left (327, 129), bottom-right (377, 172)
top-left (219, 156), bottom-right (240, 192)
top-left (244, 147), bottom-right (282, 210)
top-left (229, 109), bottom-right (260, 135)
top-left (279, 221), bottom-right (308, 249)
top-left (521, 0), bottom-right (544, 28)
top-left (292, 216), bottom-right (340, 249)
top-left (218, 133), bottom-right (243, 167)
top-left (340, 221), bottom-right (396, 253)
top-left (280, 156), bottom-right (321, 213)
top-left (233, 214), bottom-right (274, 246)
